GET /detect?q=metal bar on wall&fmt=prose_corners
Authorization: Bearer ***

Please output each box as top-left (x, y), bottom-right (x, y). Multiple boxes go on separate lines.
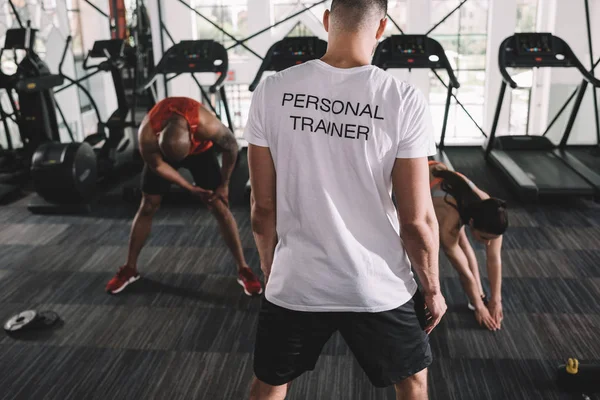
top-left (156, 0), bottom-right (168, 97)
top-left (541, 57), bottom-right (600, 137)
top-left (227, 0), bottom-right (327, 52)
top-left (387, 15), bottom-right (405, 35)
top-left (176, 0), bottom-right (263, 60)
top-left (427, 0), bottom-right (469, 36)
top-left (161, 23), bottom-right (176, 45)
top-left (82, 0), bottom-right (110, 18)
top-left (7, 0), bottom-right (23, 28)
top-left (431, 69), bottom-right (487, 138)
top-left (584, 0), bottom-right (600, 144)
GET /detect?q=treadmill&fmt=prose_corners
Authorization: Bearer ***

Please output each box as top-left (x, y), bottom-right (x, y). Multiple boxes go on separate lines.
top-left (554, 76), bottom-right (600, 182)
top-left (248, 36), bottom-right (327, 91)
top-left (246, 37), bottom-right (327, 191)
top-left (372, 35), bottom-right (460, 170)
top-left (144, 40), bottom-right (233, 131)
top-left (484, 33), bottom-right (600, 201)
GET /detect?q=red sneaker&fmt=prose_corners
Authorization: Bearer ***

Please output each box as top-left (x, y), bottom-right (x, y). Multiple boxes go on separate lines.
top-left (106, 266), bottom-right (140, 294)
top-left (237, 268), bottom-right (263, 296)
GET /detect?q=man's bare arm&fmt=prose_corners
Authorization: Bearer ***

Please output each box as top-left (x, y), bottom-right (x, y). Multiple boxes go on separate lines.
top-left (248, 144), bottom-right (277, 281)
top-left (393, 157), bottom-right (440, 295)
top-left (197, 106), bottom-right (239, 185)
top-left (138, 123), bottom-right (199, 192)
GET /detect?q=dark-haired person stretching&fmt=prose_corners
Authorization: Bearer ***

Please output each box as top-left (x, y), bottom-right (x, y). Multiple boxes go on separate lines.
top-left (429, 161), bottom-right (508, 331)
top-left (105, 97), bottom-right (262, 296)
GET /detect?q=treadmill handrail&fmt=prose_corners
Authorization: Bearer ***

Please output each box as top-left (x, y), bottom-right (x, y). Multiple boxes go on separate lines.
top-left (209, 55), bottom-right (228, 93)
top-left (82, 49), bottom-right (96, 71)
top-left (430, 38), bottom-right (460, 89)
top-left (499, 34), bottom-right (600, 89)
top-left (142, 74), bottom-right (159, 92)
top-left (249, 43), bottom-right (276, 92)
top-left (498, 37), bottom-right (519, 89)
top-left (58, 36), bottom-right (72, 77)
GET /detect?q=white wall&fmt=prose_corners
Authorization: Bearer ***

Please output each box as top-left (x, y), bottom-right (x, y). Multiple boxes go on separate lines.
top-left (147, 0), bottom-right (199, 100)
top-left (483, 0), bottom-right (517, 135)
top-left (79, 0), bottom-right (116, 133)
top-left (538, 0), bottom-right (599, 144)
top-left (52, 1), bottom-right (84, 142)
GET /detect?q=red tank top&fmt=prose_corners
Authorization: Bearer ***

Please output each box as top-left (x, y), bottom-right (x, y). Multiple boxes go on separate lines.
top-left (148, 97), bottom-right (213, 155)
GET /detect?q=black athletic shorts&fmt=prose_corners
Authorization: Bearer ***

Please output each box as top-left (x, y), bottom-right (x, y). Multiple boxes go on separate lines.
top-left (253, 290), bottom-right (432, 388)
top-left (141, 147), bottom-right (222, 195)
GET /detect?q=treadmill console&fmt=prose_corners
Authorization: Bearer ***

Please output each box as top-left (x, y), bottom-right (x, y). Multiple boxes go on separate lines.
top-left (500, 33), bottom-right (575, 68)
top-left (391, 35), bottom-right (428, 58)
top-left (498, 33), bottom-right (600, 88)
top-left (515, 33), bottom-right (554, 56)
top-left (269, 37), bottom-right (327, 71)
top-left (89, 39), bottom-right (125, 59)
top-left (3, 28), bottom-right (37, 50)
top-left (373, 35), bottom-right (459, 88)
top-left (249, 36), bottom-right (327, 91)
top-left (157, 40), bottom-right (229, 75)
top-left (503, 33), bottom-right (569, 68)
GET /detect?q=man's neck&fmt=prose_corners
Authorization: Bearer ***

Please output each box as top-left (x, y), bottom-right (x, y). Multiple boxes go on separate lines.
top-left (320, 36), bottom-right (373, 68)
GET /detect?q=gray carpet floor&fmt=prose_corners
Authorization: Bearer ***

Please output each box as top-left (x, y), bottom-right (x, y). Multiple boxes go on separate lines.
top-left (0, 149), bottom-right (599, 400)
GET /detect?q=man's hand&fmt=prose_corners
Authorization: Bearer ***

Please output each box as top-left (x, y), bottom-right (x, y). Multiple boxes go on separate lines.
top-left (475, 305), bottom-right (500, 331)
top-left (190, 185), bottom-right (213, 200)
top-left (209, 184), bottom-right (229, 207)
top-left (487, 299), bottom-right (503, 329)
top-left (423, 292), bottom-right (447, 334)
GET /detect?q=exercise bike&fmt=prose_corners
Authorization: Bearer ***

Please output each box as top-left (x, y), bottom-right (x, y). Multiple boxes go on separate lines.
top-left (29, 37), bottom-right (139, 214)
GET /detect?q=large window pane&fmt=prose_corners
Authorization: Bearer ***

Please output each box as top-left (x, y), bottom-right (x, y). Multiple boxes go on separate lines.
top-left (455, 105), bottom-right (485, 139)
top-left (456, 70), bottom-right (486, 105)
top-left (431, 104), bottom-right (457, 142)
top-left (386, 0), bottom-right (408, 34)
top-left (511, 0), bottom-right (539, 134)
top-left (458, 35), bottom-right (487, 70)
top-left (431, 35), bottom-right (459, 69)
top-left (516, 0), bottom-right (539, 32)
top-left (430, 0), bottom-right (460, 34)
top-left (509, 89), bottom-right (531, 135)
top-left (459, 0), bottom-right (488, 34)
top-left (195, 1), bottom-right (248, 60)
top-left (429, 0), bottom-right (489, 142)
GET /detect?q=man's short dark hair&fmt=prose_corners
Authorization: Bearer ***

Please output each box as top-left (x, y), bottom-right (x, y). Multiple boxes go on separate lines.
top-left (330, 0), bottom-right (388, 31)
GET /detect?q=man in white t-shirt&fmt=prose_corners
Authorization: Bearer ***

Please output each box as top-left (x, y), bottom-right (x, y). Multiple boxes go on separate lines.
top-left (245, 1), bottom-right (447, 399)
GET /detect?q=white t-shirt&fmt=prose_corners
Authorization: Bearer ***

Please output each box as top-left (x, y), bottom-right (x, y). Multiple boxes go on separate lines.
top-left (244, 60), bottom-right (436, 312)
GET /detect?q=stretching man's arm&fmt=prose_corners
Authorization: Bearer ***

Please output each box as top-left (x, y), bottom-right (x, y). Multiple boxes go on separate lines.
top-left (197, 105), bottom-right (239, 205)
top-left (393, 157), bottom-right (446, 334)
top-left (248, 144), bottom-right (277, 284)
top-left (138, 122), bottom-right (211, 196)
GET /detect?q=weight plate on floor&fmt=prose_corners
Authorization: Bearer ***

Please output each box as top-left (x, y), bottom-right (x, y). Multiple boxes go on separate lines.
top-left (4, 310), bottom-right (37, 332)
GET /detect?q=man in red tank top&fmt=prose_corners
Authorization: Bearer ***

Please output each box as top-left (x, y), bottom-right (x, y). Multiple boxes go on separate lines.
top-left (105, 97), bottom-right (262, 296)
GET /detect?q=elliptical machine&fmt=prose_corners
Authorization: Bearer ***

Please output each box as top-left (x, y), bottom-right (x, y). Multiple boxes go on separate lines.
top-left (28, 38), bottom-right (139, 214)
top-left (0, 26), bottom-right (66, 202)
